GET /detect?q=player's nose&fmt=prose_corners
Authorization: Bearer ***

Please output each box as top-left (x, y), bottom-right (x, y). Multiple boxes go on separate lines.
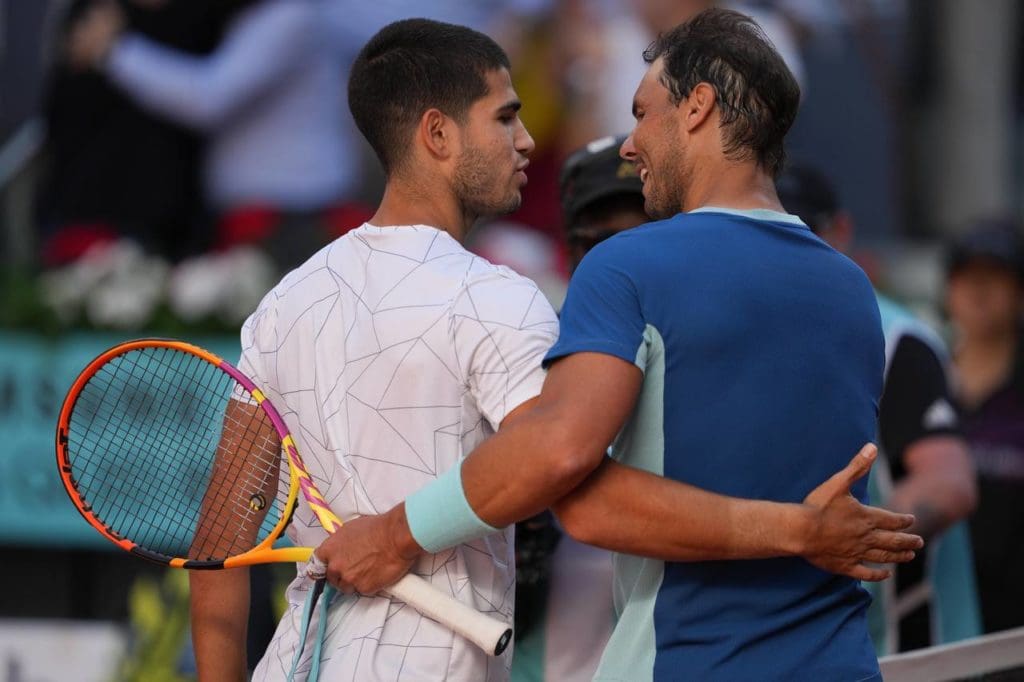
top-left (516, 120), bottom-right (536, 156)
top-left (620, 134), bottom-right (637, 161)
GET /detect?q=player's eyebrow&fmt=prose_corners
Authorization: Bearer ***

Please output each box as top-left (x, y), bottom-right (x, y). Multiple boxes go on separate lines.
top-left (497, 99), bottom-right (522, 115)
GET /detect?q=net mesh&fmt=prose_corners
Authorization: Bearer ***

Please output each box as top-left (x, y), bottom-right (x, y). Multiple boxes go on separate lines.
top-left (879, 626), bottom-right (1024, 682)
top-left (65, 346), bottom-right (289, 561)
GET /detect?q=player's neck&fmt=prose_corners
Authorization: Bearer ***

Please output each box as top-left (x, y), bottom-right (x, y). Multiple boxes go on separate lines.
top-left (682, 159), bottom-right (784, 214)
top-left (369, 180), bottom-right (474, 242)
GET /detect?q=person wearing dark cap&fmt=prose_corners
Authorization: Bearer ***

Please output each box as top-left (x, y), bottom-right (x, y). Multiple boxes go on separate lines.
top-left (559, 135), bottom-right (648, 272)
top-left (777, 162), bottom-right (980, 654)
top-left (946, 218), bottom-right (1024, 634)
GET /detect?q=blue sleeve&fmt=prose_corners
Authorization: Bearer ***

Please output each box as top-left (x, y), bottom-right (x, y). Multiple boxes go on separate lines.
top-left (544, 239), bottom-right (646, 367)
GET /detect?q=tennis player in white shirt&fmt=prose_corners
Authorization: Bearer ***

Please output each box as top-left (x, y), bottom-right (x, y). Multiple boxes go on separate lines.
top-left (190, 18), bottom-right (554, 682)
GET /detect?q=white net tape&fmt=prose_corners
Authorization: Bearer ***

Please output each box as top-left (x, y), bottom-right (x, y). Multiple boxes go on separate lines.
top-left (879, 626), bottom-right (1024, 681)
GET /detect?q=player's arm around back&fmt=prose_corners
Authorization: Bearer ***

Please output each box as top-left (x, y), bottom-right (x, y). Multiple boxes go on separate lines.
top-left (551, 438), bottom-right (923, 581)
top-left (322, 348), bottom-right (922, 593)
top-left (502, 352), bottom-right (923, 582)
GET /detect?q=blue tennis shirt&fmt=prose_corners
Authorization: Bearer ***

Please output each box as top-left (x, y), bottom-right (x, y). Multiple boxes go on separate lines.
top-left (545, 208), bottom-right (884, 681)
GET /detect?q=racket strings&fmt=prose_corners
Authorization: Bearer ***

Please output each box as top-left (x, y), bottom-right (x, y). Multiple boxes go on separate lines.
top-left (87, 354), bottom-right (218, 537)
top-left (73, 350), bottom-right (232, 548)
top-left (73, 356), bottom-right (205, 542)
top-left (66, 347), bottom-right (290, 561)
top-left (190, 405), bottom-right (283, 560)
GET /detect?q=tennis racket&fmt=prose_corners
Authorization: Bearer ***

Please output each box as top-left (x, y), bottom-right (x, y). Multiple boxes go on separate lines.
top-left (55, 339), bottom-right (512, 656)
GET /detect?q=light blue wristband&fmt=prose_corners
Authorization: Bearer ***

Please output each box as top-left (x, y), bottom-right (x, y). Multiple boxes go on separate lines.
top-left (405, 459), bottom-right (500, 553)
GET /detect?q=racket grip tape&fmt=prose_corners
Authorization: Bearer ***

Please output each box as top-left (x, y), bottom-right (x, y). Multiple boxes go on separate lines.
top-left (386, 573), bottom-right (512, 655)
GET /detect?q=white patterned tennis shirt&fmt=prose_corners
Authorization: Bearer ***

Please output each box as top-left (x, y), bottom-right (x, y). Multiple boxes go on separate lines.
top-left (240, 224), bottom-right (558, 681)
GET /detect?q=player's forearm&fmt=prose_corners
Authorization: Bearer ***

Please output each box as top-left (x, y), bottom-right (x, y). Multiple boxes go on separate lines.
top-left (189, 569), bottom-right (250, 682)
top-left (463, 407), bottom-right (605, 526)
top-left (552, 459), bottom-right (810, 561)
top-left (393, 403), bottom-right (607, 558)
top-left (396, 354), bottom-right (642, 557)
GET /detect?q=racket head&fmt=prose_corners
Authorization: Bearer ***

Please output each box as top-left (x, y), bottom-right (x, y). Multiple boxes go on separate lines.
top-left (56, 339), bottom-right (300, 568)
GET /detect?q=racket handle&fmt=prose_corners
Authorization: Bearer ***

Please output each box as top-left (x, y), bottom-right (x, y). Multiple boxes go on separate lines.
top-left (385, 573), bottom-right (512, 656)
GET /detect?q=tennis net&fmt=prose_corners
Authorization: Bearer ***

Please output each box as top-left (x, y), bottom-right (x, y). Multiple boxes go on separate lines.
top-left (879, 626), bottom-right (1024, 681)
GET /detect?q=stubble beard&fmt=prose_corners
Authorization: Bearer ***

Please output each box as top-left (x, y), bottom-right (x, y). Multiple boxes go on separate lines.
top-left (453, 144), bottom-right (522, 219)
top-left (644, 154), bottom-right (688, 221)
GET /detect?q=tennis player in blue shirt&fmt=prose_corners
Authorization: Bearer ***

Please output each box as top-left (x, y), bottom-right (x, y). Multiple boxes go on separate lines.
top-left (316, 8), bottom-right (923, 680)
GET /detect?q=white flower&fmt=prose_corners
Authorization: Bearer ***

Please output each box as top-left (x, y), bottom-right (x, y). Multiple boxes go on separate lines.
top-left (41, 240), bottom-right (168, 328)
top-left (169, 246), bottom-right (275, 325)
top-left (216, 247), bottom-right (276, 324)
top-left (83, 241), bottom-right (168, 328)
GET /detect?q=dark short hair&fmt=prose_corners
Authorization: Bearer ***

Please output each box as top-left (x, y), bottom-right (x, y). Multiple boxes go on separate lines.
top-left (348, 18), bottom-right (510, 174)
top-left (643, 8), bottom-right (800, 177)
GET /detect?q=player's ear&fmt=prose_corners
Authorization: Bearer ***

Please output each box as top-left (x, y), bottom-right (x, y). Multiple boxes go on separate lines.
top-left (419, 108), bottom-right (456, 161)
top-left (682, 82), bottom-right (716, 132)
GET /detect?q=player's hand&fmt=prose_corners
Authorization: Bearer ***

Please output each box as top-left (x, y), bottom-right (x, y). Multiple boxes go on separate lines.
top-left (313, 504), bottom-right (422, 595)
top-left (801, 444), bottom-right (924, 582)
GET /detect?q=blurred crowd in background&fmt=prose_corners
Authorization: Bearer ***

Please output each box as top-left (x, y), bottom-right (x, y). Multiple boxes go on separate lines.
top-left (1, 0), bottom-right (1024, 680)
top-left (3, 0), bottom-right (1023, 324)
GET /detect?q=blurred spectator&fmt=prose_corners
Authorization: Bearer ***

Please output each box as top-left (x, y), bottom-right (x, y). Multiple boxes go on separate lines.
top-left (556, 0), bottom-right (805, 143)
top-left (39, 0), bottom-right (556, 328)
top-left (37, 0), bottom-right (220, 266)
top-left (945, 218), bottom-right (1024, 634)
top-left (778, 162), bottom-right (979, 653)
top-left (781, 0), bottom-right (908, 242)
top-left (66, 0), bottom-right (365, 271)
top-left (62, 0), bottom-right (560, 271)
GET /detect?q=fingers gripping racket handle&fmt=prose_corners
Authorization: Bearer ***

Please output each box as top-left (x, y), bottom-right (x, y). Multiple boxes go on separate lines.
top-left (386, 573), bottom-right (513, 656)
top-left (293, 456), bottom-right (512, 655)
top-left (305, 551), bottom-right (512, 655)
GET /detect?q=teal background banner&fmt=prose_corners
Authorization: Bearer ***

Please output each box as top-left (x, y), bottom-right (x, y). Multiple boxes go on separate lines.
top-left (0, 332), bottom-right (238, 548)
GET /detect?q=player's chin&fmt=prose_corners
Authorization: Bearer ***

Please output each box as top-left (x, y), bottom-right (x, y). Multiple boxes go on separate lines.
top-left (494, 191), bottom-right (522, 216)
top-left (644, 195), bottom-right (674, 221)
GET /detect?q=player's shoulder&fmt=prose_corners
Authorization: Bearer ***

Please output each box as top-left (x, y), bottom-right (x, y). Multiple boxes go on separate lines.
top-left (240, 236), bottom-right (346, 337)
top-left (585, 212), bottom-right (726, 258)
top-left (453, 255), bottom-right (558, 324)
top-left (265, 241), bottom-right (339, 303)
top-left (582, 217), bottom-right (668, 259)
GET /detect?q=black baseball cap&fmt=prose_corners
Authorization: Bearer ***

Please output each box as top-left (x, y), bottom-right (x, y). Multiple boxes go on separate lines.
top-left (775, 163), bottom-right (840, 234)
top-left (560, 135), bottom-right (643, 226)
top-left (947, 218), bottom-right (1024, 280)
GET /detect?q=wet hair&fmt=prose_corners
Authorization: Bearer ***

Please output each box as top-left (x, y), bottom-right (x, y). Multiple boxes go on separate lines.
top-left (348, 18), bottom-right (510, 174)
top-left (643, 8), bottom-right (800, 177)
